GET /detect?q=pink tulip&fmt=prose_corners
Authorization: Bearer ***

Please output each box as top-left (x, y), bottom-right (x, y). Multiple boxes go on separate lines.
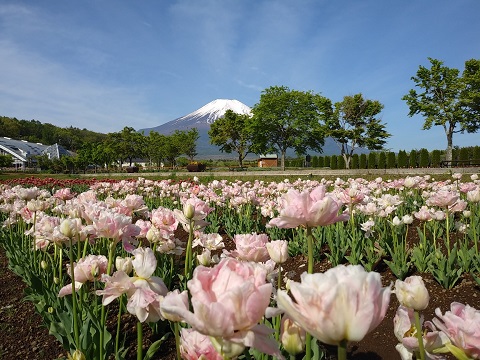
top-left (268, 185), bottom-right (348, 229)
top-left (160, 258), bottom-right (281, 357)
top-left (394, 306), bottom-right (449, 360)
top-left (277, 264), bottom-right (391, 345)
top-left (433, 302), bottom-right (480, 359)
top-left (426, 190), bottom-right (459, 208)
top-left (227, 233), bottom-right (270, 262)
top-left (180, 328), bottom-right (223, 360)
top-left (59, 255), bottom-right (108, 297)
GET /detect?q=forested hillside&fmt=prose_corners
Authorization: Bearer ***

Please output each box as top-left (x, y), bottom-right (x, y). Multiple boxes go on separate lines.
top-left (0, 116), bottom-right (107, 151)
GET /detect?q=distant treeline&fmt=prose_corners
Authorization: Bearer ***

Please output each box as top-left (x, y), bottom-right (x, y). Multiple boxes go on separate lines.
top-left (0, 116), bottom-right (107, 151)
top-left (286, 146), bottom-right (480, 169)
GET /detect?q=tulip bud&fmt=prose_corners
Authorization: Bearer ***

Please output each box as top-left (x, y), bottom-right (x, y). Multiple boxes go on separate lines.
top-left (196, 249), bottom-right (212, 266)
top-left (48, 307), bottom-right (54, 314)
top-left (54, 277), bottom-right (60, 285)
top-left (281, 315), bottom-right (306, 355)
top-left (210, 336), bottom-right (245, 358)
top-left (395, 276), bottom-right (429, 311)
top-left (183, 203), bottom-right (195, 220)
top-left (266, 240), bottom-right (289, 264)
top-left (115, 256), bottom-right (133, 275)
top-left (68, 349), bottom-right (86, 360)
top-left (40, 260), bottom-right (49, 270)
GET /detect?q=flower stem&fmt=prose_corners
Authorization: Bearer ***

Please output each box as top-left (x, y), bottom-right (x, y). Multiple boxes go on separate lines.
top-left (305, 226), bottom-right (314, 360)
top-left (68, 237), bottom-right (80, 351)
top-left (306, 226), bottom-right (314, 274)
top-left (174, 322), bottom-right (181, 360)
top-left (414, 311), bottom-right (426, 360)
top-left (115, 295), bottom-right (123, 354)
top-left (137, 322), bottom-right (143, 360)
top-left (338, 339), bottom-right (347, 360)
top-left (184, 219), bottom-right (194, 282)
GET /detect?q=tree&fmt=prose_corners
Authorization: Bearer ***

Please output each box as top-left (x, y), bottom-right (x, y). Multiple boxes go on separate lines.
top-left (368, 152), bottom-right (377, 169)
top-left (402, 58), bottom-right (480, 162)
top-left (250, 86), bottom-right (329, 170)
top-left (419, 148), bottom-right (430, 167)
top-left (387, 152), bottom-right (396, 169)
top-left (0, 154), bottom-right (13, 168)
top-left (409, 149), bottom-right (418, 168)
top-left (378, 152), bottom-right (386, 169)
top-left (208, 110), bottom-right (255, 167)
top-left (398, 150), bottom-right (408, 168)
top-left (326, 93), bottom-right (391, 169)
top-left (431, 150), bottom-right (442, 167)
top-left (177, 128), bottom-right (199, 161)
top-left (359, 153), bottom-right (367, 169)
top-left (107, 127), bottom-right (147, 167)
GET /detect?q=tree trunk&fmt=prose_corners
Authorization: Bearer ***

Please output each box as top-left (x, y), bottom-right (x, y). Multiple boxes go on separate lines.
top-left (343, 154), bottom-right (351, 169)
top-left (281, 150), bottom-right (286, 171)
top-left (238, 153), bottom-right (243, 167)
top-left (445, 129), bottom-right (453, 163)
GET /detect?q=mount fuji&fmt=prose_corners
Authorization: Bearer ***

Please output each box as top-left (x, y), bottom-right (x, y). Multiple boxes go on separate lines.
top-left (138, 99), bottom-right (340, 159)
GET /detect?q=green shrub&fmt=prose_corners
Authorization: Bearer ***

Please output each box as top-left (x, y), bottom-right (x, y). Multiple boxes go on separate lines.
top-left (431, 150), bottom-right (442, 167)
top-left (324, 156), bottom-right (331, 168)
top-left (387, 152), bottom-right (396, 168)
top-left (378, 152), bottom-right (386, 169)
top-left (409, 149), bottom-right (418, 168)
top-left (337, 155), bottom-right (345, 169)
top-left (351, 154), bottom-right (359, 169)
top-left (397, 150), bottom-right (408, 168)
top-left (330, 155), bottom-right (338, 169)
top-left (359, 153), bottom-right (367, 169)
top-left (318, 156), bottom-right (324, 167)
top-left (368, 152), bottom-right (377, 169)
top-left (419, 148), bottom-right (430, 167)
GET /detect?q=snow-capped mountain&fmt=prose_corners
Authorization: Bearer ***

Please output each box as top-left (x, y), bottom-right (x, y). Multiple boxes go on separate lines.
top-left (138, 99), bottom-right (254, 158)
top-left (139, 99), bottom-right (251, 136)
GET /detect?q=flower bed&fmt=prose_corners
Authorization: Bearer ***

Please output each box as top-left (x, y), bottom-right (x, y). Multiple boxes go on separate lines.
top-left (0, 173), bottom-right (479, 359)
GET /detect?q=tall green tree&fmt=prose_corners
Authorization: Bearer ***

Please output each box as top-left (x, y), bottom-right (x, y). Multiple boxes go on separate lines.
top-left (326, 93), bottom-right (390, 169)
top-left (107, 127), bottom-right (147, 167)
top-left (209, 110), bottom-right (255, 167)
top-left (176, 128), bottom-right (199, 161)
top-left (250, 86), bottom-right (329, 170)
top-left (402, 58), bottom-right (480, 162)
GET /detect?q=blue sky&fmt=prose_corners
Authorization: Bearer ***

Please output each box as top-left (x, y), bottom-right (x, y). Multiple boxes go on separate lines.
top-left (0, 1), bottom-right (479, 152)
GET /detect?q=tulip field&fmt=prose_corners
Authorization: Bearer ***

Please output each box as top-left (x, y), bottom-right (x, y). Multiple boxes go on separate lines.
top-left (0, 173), bottom-right (479, 360)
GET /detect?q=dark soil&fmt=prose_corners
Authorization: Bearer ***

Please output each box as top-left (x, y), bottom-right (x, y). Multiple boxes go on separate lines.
top-left (1, 227), bottom-right (479, 360)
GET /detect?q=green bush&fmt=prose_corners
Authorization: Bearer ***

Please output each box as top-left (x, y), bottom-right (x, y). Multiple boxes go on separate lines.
top-left (419, 148), bottom-right (430, 167)
top-left (330, 155), bottom-right (338, 169)
top-left (318, 156), bottom-right (324, 167)
top-left (387, 152), bottom-right (396, 168)
top-left (359, 153), bottom-right (367, 169)
top-left (368, 152), bottom-right (377, 169)
top-left (324, 156), bottom-right (331, 168)
top-left (431, 150), bottom-right (442, 167)
top-left (351, 154), bottom-right (359, 169)
top-left (473, 146), bottom-right (480, 160)
top-left (337, 155), bottom-right (345, 169)
top-left (409, 149), bottom-right (418, 168)
top-left (397, 150), bottom-right (408, 168)
top-left (378, 152), bottom-right (386, 169)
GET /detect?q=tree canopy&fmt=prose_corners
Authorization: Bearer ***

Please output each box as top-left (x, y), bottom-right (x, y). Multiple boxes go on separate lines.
top-left (208, 110), bottom-right (255, 167)
top-left (250, 86), bottom-right (329, 170)
top-left (326, 93), bottom-right (390, 169)
top-left (402, 58), bottom-right (480, 162)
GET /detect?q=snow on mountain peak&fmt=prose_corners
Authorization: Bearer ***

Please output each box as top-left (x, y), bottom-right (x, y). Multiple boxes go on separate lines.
top-left (179, 99), bottom-right (252, 124)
